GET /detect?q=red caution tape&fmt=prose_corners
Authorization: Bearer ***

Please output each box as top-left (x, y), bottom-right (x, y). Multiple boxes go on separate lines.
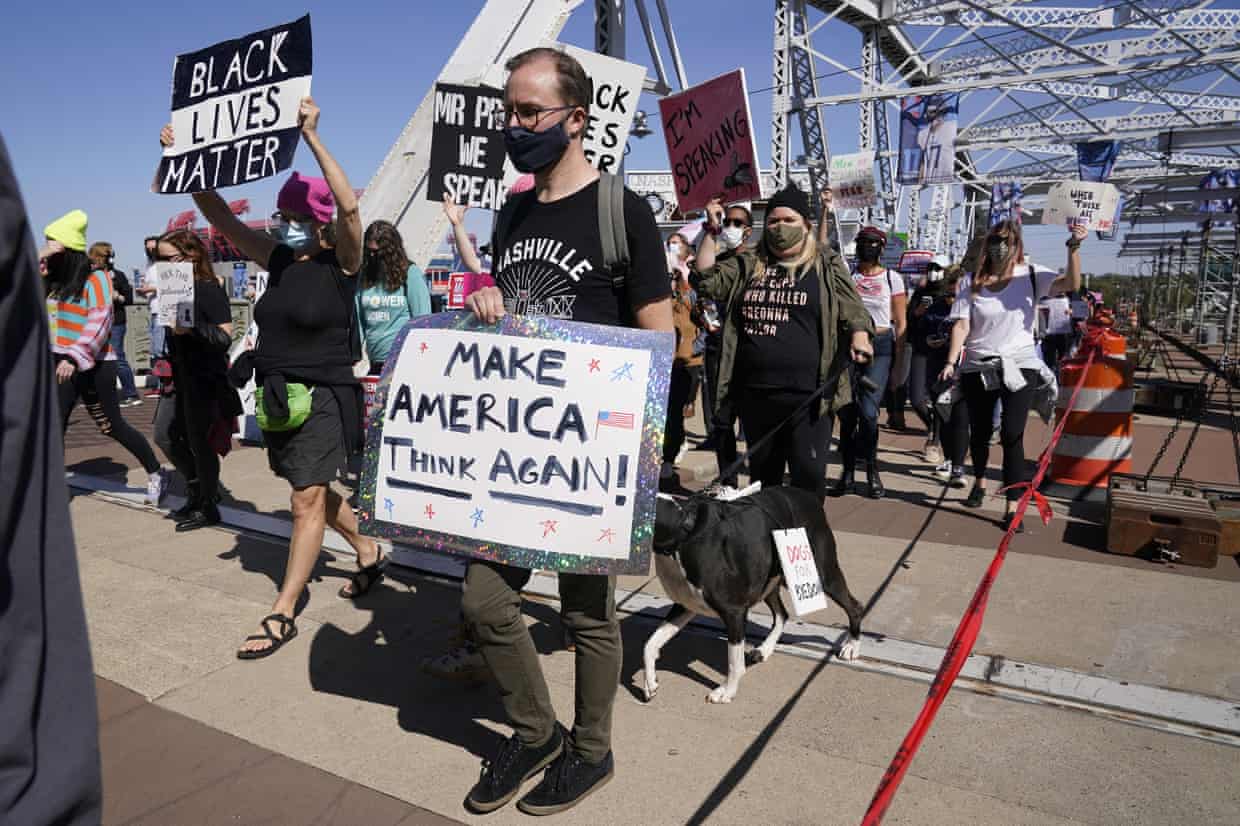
top-left (860, 343), bottom-right (1099, 825)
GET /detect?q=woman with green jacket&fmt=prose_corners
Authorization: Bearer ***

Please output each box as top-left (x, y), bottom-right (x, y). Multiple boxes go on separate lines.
top-left (692, 185), bottom-right (875, 499)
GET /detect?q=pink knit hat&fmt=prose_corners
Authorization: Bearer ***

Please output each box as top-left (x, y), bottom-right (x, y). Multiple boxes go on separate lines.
top-left (277, 171), bottom-right (335, 224)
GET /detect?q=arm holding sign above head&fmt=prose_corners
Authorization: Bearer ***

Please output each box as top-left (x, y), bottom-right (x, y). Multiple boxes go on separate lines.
top-left (816, 188), bottom-right (835, 247)
top-left (692, 197), bottom-right (725, 272)
top-left (161, 124), bottom-right (278, 268)
top-left (1050, 223), bottom-right (1087, 297)
top-left (298, 98), bottom-right (363, 275)
top-left (442, 196), bottom-right (484, 274)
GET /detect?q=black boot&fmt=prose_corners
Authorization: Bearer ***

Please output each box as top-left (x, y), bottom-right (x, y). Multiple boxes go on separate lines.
top-left (828, 445), bottom-right (855, 497)
top-left (888, 387), bottom-right (908, 431)
top-left (864, 459), bottom-right (885, 499)
top-left (175, 501), bottom-right (221, 532)
top-left (171, 481), bottom-right (201, 521)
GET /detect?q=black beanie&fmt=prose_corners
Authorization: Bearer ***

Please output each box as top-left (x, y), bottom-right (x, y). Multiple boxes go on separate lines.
top-left (765, 184), bottom-right (812, 223)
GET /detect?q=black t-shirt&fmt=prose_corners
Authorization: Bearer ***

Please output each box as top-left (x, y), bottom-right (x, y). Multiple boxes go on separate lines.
top-left (110, 268), bottom-right (133, 327)
top-left (734, 262), bottom-right (822, 392)
top-left (909, 283), bottom-right (953, 355)
top-left (170, 277), bottom-right (232, 375)
top-left (493, 179), bottom-right (669, 326)
top-left (253, 245), bottom-right (356, 385)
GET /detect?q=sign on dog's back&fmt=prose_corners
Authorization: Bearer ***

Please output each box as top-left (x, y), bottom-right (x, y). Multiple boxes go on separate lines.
top-left (774, 528), bottom-right (827, 616)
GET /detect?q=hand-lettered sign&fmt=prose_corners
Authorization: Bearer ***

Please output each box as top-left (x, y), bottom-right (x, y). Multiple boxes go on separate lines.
top-left (773, 528), bottom-right (827, 617)
top-left (829, 151), bottom-right (878, 209)
top-left (155, 15), bottom-right (312, 194)
top-left (427, 83), bottom-right (508, 210)
top-left (359, 313), bottom-right (673, 575)
top-left (1043, 181), bottom-right (1121, 232)
top-left (154, 263), bottom-right (195, 328)
top-left (658, 69), bottom-right (761, 212)
top-left (559, 44), bottom-right (648, 175)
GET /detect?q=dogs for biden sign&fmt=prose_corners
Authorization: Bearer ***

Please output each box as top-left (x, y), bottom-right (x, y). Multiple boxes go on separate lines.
top-left (155, 15), bottom-right (312, 194)
top-left (358, 313), bottom-right (673, 575)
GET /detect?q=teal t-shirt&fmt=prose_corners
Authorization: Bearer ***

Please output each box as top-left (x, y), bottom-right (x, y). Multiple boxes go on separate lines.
top-left (356, 264), bottom-right (432, 363)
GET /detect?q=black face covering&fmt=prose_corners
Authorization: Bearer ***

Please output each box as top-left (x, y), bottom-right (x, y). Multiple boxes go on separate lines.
top-left (857, 241), bottom-right (883, 261)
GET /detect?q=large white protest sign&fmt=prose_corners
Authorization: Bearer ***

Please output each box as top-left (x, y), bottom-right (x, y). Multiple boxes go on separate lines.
top-left (829, 151), bottom-right (877, 209)
top-left (359, 313), bottom-right (673, 575)
top-left (558, 44), bottom-right (647, 175)
top-left (155, 15), bottom-right (312, 194)
top-left (154, 263), bottom-right (195, 328)
top-left (1043, 181), bottom-right (1122, 232)
top-left (773, 528), bottom-right (827, 617)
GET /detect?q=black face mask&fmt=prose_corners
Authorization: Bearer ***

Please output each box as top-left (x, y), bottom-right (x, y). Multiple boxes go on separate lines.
top-left (857, 241), bottom-right (883, 261)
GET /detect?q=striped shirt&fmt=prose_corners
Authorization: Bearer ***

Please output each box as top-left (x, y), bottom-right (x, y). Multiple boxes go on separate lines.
top-left (48, 270), bottom-right (115, 369)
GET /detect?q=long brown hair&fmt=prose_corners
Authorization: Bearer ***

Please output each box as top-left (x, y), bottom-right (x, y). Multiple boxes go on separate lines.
top-left (362, 221), bottom-right (410, 293)
top-left (158, 229), bottom-right (217, 284)
top-left (971, 220), bottom-right (1025, 294)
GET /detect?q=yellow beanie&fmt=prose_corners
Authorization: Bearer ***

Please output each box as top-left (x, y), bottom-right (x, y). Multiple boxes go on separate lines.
top-left (44, 209), bottom-right (89, 252)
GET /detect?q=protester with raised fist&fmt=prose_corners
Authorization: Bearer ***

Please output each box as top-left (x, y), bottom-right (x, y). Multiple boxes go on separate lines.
top-left (42, 210), bottom-right (165, 504)
top-left (162, 96), bottom-right (385, 659)
top-left (150, 229), bottom-right (241, 532)
top-left (829, 225), bottom-right (906, 499)
top-left (694, 184), bottom-right (875, 500)
top-left (940, 221), bottom-right (1085, 530)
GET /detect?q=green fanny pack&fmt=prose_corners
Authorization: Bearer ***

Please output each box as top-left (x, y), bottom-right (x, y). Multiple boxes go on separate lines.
top-left (255, 383), bottom-right (313, 432)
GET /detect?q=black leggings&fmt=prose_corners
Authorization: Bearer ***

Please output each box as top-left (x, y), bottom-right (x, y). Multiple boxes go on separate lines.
top-left (58, 359), bottom-right (160, 473)
top-left (662, 362), bottom-right (694, 463)
top-left (154, 383), bottom-right (219, 501)
top-left (737, 389), bottom-right (834, 499)
top-left (960, 368), bottom-right (1039, 500)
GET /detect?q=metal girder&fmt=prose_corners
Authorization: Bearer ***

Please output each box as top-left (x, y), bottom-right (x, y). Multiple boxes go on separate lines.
top-left (960, 108), bottom-right (1238, 149)
top-left (902, 6), bottom-right (1240, 30)
top-left (771, 0), bottom-right (792, 192)
top-left (1005, 81), bottom-right (1240, 111)
top-left (789, 1), bottom-right (831, 214)
top-left (935, 28), bottom-right (1240, 77)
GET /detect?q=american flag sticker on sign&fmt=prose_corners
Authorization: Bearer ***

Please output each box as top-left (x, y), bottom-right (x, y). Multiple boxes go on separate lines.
top-left (596, 410), bottom-right (635, 437)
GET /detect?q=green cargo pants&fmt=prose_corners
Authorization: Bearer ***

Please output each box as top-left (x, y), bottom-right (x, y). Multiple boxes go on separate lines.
top-left (460, 560), bottom-right (619, 763)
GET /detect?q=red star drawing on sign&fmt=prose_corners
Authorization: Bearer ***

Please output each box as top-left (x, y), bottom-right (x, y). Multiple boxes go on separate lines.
top-left (588, 358), bottom-right (601, 373)
top-left (419, 342), bottom-right (429, 354)
top-left (424, 503), bottom-right (436, 519)
top-left (540, 520), bottom-right (558, 537)
top-left (597, 528), bottom-right (615, 544)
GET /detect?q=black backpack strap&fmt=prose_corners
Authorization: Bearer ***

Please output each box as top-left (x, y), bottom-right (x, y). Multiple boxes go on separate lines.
top-left (597, 173), bottom-right (629, 292)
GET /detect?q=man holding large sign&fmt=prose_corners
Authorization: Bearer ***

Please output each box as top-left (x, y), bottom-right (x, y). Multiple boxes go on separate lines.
top-left (155, 15), bottom-right (312, 194)
top-left (365, 47), bottom-right (672, 817)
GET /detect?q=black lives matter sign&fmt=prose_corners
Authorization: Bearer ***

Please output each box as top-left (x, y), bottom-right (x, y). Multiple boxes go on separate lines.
top-left (427, 83), bottom-right (508, 210)
top-left (155, 15), bottom-right (312, 194)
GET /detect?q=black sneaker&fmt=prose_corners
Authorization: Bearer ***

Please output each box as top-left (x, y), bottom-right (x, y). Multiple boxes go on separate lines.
top-left (466, 725), bottom-right (564, 814)
top-left (964, 485), bottom-right (985, 508)
top-left (517, 747), bottom-right (615, 816)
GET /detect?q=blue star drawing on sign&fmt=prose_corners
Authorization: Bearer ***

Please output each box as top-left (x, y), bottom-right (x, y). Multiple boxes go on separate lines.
top-left (610, 362), bottom-right (635, 382)
top-left (383, 498), bottom-right (394, 520)
top-left (470, 508), bottom-right (485, 528)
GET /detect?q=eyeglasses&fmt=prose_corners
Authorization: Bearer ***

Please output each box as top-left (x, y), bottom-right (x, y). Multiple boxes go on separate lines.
top-left (502, 103), bottom-right (576, 130)
top-left (154, 253), bottom-right (186, 263)
top-left (722, 218), bottom-right (749, 229)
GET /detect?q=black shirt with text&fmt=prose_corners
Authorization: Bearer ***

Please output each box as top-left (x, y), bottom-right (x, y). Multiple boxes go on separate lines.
top-left (734, 262), bottom-right (822, 392)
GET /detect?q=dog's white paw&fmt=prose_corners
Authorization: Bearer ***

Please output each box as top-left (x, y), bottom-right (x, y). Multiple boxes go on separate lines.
top-left (706, 686), bottom-right (734, 704)
top-left (837, 637), bottom-right (862, 662)
top-left (642, 675), bottom-right (659, 702)
top-left (746, 646), bottom-right (772, 666)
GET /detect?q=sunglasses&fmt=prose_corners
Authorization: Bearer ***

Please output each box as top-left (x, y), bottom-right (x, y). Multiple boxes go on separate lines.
top-left (722, 218), bottom-right (749, 229)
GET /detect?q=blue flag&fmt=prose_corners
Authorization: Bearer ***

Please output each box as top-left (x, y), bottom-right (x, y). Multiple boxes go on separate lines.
top-left (1076, 141), bottom-right (1121, 182)
top-left (989, 182), bottom-right (1023, 227)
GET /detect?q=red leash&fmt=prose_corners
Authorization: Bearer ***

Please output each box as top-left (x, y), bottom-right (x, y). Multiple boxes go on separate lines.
top-left (859, 340), bottom-right (1100, 825)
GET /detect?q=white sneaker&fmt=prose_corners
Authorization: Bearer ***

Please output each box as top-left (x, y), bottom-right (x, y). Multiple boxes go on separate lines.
top-left (924, 443), bottom-right (943, 464)
top-left (145, 469), bottom-right (166, 505)
top-left (421, 643), bottom-right (491, 683)
top-left (932, 461), bottom-right (953, 482)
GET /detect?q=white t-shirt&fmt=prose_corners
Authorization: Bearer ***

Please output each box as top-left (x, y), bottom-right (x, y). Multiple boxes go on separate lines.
top-left (143, 264), bottom-right (160, 315)
top-left (1041, 295), bottom-right (1073, 335)
top-left (949, 264), bottom-right (1058, 368)
top-left (851, 267), bottom-right (906, 329)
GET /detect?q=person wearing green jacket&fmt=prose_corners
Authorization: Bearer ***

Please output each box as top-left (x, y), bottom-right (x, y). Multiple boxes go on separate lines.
top-left (356, 220), bottom-right (432, 374)
top-left (692, 185), bottom-right (875, 499)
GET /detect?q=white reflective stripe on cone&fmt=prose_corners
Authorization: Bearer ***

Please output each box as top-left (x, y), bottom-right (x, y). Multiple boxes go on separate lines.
top-left (1053, 434), bottom-right (1133, 461)
top-left (1056, 387), bottom-right (1134, 413)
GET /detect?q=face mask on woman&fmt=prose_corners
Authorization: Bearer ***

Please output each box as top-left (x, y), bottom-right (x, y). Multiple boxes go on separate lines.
top-left (857, 240), bottom-right (883, 262)
top-left (765, 222), bottom-right (804, 254)
top-left (719, 225), bottom-right (745, 250)
top-left (275, 219), bottom-right (317, 253)
top-left (987, 238), bottom-right (1011, 267)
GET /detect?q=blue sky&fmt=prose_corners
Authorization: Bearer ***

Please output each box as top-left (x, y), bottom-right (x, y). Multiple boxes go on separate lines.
top-left (4, 0), bottom-right (1123, 276)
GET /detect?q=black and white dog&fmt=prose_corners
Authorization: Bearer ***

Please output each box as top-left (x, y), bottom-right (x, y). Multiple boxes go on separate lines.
top-left (645, 486), bottom-right (863, 704)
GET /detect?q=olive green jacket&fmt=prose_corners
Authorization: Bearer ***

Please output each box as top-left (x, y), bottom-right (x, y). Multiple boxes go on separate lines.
top-left (691, 247), bottom-right (875, 416)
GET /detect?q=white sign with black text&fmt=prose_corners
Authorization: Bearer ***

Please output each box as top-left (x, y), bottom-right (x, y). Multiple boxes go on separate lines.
top-left (773, 528), bottom-right (827, 617)
top-left (154, 263), bottom-right (195, 328)
top-left (558, 44), bottom-right (647, 175)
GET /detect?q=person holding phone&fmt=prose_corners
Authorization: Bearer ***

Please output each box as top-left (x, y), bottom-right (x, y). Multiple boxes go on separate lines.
top-left (906, 255), bottom-right (955, 466)
top-left (940, 221), bottom-right (1086, 529)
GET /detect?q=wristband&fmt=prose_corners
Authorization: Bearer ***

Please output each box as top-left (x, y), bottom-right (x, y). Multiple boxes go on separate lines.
top-left (1066, 236), bottom-right (1082, 250)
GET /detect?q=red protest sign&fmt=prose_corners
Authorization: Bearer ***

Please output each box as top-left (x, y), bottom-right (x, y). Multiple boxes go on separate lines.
top-left (657, 70), bottom-right (761, 212)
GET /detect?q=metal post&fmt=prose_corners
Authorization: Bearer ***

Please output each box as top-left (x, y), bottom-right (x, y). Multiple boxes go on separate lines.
top-left (595, 0), bottom-right (624, 59)
top-left (1175, 234), bottom-right (1188, 332)
top-left (1194, 219), bottom-right (1213, 344)
top-left (858, 27), bottom-right (878, 226)
top-left (770, 0), bottom-right (791, 192)
top-left (1227, 218), bottom-right (1240, 352)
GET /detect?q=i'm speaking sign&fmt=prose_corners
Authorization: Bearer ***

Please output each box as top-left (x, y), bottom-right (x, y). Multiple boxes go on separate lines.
top-left (155, 15), bottom-right (312, 194)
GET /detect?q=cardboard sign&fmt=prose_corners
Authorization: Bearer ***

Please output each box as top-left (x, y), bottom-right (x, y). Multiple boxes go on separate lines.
top-left (829, 151), bottom-right (877, 209)
top-left (427, 83), bottom-right (507, 209)
top-left (359, 313), bottom-right (673, 575)
top-left (155, 15), bottom-right (312, 194)
top-left (773, 528), bottom-right (827, 617)
top-left (1043, 181), bottom-right (1121, 231)
top-left (658, 70), bottom-right (761, 211)
top-left (560, 44), bottom-right (647, 174)
top-left (154, 263), bottom-right (195, 328)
